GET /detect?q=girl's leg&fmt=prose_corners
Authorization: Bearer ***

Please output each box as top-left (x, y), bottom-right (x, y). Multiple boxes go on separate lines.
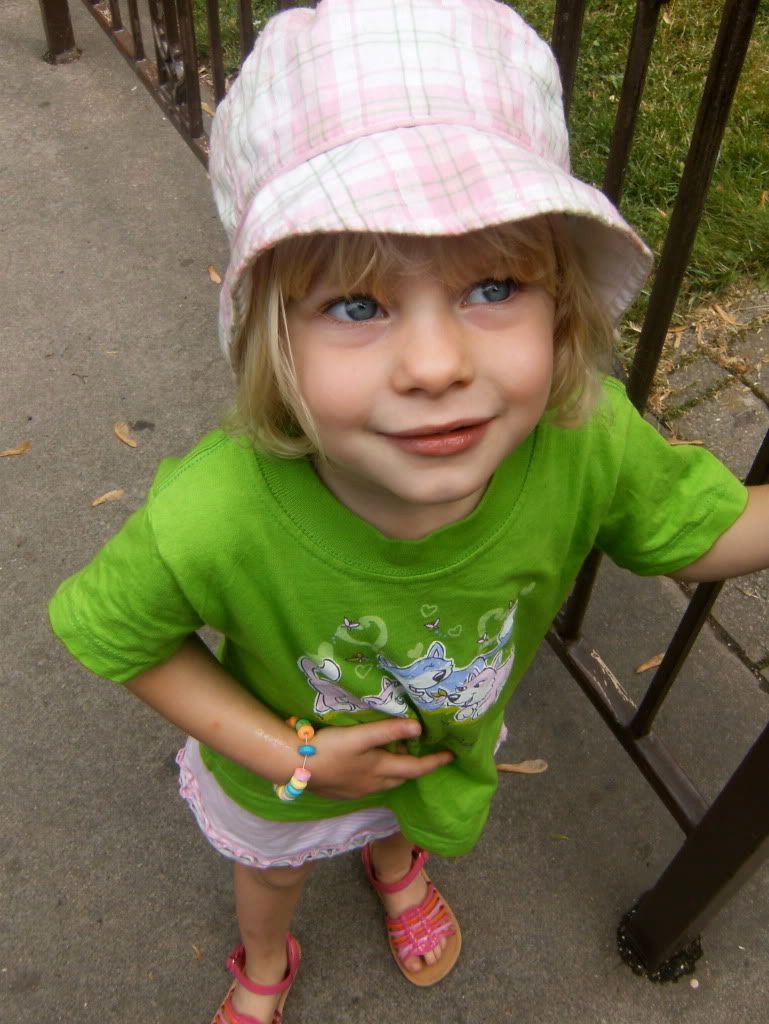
top-left (368, 832), bottom-right (449, 973)
top-left (230, 860), bottom-right (312, 1021)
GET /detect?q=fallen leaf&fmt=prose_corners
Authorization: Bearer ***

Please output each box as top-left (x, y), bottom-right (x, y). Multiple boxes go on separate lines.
top-left (635, 653), bottom-right (664, 674)
top-left (713, 304), bottom-right (746, 328)
top-left (662, 10), bottom-right (673, 25)
top-left (760, 191), bottom-right (768, 208)
top-left (669, 438), bottom-right (704, 447)
top-left (207, 264), bottom-right (222, 284)
top-left (201, 102), bottom-right (216, 117)
top-left (91, 488), bottom-right (125, 507)
top-left (551, 834), bottom-right (569, 841)
top-left (192, 944), bottom-right (204, 961)
top-left (113, 422), bottom-right (138, 448)
top-left (497, 759), bottom-right (549, 774)
top-left (0, 440), bottom-right (31, 457)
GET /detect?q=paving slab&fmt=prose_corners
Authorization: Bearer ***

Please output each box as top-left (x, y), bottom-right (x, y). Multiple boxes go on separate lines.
top-left (3, 3), bottom-right (768, 1023)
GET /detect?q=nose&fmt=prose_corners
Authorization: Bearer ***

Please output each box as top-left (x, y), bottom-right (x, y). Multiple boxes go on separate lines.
top-left (391, 308), bottom-right (474, 396)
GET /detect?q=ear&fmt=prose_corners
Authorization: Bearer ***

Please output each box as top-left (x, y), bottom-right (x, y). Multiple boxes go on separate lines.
top-left (427, 641), bottom-right (446, 658)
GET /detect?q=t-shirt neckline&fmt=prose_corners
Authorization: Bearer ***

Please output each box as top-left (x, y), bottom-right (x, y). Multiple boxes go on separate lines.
top-left (255, 430), bottom-right (537, 576)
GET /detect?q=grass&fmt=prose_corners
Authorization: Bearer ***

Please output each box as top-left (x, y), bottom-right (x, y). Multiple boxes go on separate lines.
top-left (192, 1), bottom-right (769, 317)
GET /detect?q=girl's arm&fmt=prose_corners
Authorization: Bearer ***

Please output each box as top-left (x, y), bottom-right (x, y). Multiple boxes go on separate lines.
top-left (669, 484), bottom-right (769, 582)
top-left (125, 635), bottom-right (452, 800)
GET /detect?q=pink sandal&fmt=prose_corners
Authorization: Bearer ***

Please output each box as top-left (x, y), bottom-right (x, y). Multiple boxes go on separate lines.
top-left (212, 933), bottom-right (301, 1024)
top-left (362, 844), bottom-right (461, 986)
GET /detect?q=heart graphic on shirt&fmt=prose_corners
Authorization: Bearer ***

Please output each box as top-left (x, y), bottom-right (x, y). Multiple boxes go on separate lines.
top-left (420, 604), bottom-right (438, 618)
top-left (355, 663), bottom-right (373, 680)
top-left (407, 643), bottom-right (425, 660)
top-left (447, 625), bottom-right (462, 638)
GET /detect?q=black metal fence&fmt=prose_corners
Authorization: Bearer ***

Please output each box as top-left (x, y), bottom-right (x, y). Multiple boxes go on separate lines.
top-left (38, 0), bottom-right (768, 978)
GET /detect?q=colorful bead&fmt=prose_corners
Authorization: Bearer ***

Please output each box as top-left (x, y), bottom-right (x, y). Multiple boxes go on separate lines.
top-left (275, 718), bottom-right (318, 802)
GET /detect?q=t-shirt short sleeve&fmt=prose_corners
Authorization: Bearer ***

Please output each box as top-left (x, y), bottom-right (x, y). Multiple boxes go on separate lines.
top-left (49, 501), bottom-right (203, 683)
top-left (596, 389), bottom-right (748, 576)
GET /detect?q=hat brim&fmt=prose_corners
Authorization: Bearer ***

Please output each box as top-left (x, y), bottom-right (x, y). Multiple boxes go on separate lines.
top-left (220, 123), bottom-right (652, 358)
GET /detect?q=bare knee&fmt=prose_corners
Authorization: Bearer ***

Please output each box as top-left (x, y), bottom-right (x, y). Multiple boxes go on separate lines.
top-left (235, 860), bottom-right (313, 894)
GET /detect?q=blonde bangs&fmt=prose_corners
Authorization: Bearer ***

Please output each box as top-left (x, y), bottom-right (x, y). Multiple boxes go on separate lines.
top-left (272, 221), bottom-right (559, 303)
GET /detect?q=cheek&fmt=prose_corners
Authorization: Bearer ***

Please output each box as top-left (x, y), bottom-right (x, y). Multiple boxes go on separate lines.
top-left (496, 341), bottom-right (554, 403)
top-left (293, 356), bottom-right (374, 430)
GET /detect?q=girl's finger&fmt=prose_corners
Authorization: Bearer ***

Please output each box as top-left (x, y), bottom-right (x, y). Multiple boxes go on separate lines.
top-left (379, 750), bottom-right (453, 780)
top-left (348, 718), bottom-right (422, 751)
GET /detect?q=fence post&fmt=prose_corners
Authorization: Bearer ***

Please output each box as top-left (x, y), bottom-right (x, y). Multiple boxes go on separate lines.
top-left (620, 720), bottom-right (769, 970)
top-left (38, 0), bottom-right (80, 63)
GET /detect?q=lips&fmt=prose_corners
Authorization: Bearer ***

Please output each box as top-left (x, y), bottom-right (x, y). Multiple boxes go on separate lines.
top-left (386, 419), bottom-right (491, 456)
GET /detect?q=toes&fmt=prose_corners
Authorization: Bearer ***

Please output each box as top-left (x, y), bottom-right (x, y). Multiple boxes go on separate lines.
top-left (405, 955), bottom-right (423, 972)
top-left (423, 937), bottom-right (448, 967)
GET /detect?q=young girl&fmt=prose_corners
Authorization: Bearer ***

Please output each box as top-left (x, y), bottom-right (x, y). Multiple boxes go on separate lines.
top-left (49, 1), bottom-right (769, 1021)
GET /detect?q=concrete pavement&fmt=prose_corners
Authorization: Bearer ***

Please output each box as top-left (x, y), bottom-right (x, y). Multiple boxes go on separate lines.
top-left (2, 2), bottom-right (768, 1021)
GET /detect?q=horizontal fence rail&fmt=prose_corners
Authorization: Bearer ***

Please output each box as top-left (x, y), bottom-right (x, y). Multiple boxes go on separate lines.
top-left (39, 0), bottom-right (767, 978)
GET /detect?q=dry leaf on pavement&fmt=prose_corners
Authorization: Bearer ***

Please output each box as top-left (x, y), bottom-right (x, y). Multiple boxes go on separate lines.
top-left (497, 759), bottom-right (548, 774)
top-left (208, 265), bottom-right (222, 284)
top-left (713, 304), bottom-right (746, 329)
top-left (0, 440), bottom-right (31, 457)
top-left (113, 422), bottom-right (138, 448)
top-left (635, 654), bottom-right (664, 674)
top-left (192, 944), bottom-right (204, 961)
top-left (91, 488), bottom-right (125, 507)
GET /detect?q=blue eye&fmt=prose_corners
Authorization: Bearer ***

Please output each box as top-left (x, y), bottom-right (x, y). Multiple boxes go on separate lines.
top-left (466, 278), bottom-right (515, 304)
top-left (324, 295), bottom-right (382, 322)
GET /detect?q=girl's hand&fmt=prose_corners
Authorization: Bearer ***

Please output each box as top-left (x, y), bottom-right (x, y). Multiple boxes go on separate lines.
top-left (309, 718), bottom-right (453, 800)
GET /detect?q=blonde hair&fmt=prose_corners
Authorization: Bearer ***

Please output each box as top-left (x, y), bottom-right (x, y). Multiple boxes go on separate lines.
top-left (225, 217), bottom-right (615, 457)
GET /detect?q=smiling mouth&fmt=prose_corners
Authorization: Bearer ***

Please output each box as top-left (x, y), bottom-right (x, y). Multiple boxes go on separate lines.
top-left (386, 420), bottom-right (491, 456)
top-left (391, 419), bottom-right (489, 438)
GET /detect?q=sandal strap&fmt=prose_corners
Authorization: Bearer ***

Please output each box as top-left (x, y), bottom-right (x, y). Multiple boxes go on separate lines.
top-left (225, 934), bottom-right (301, 996)
top-left (361, 844), bottom-right (429, 895)
top-left (386, 880), bottom-right (456, 962)
top-left (215, 992), bottom-right (269, 1024)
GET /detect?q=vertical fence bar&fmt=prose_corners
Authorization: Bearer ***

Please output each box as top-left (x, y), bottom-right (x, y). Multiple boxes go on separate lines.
top-left (622, 720), bottom-right (769, 969)
top-left (126, 0), bottom-right (145, 62)
top-left (205, 0), bottom-right (227, 103)
top-left (146, 0), bottom-right (167, 80)
top-left (38, 0), bottom-right (78, 60)
top-left (603, 0), bottom-right (667, 205)
top-left (238, 0), bottom-right (255, 61)
top-left (160, 0), bottom-right (182, 89)
top-left (556, 549), bottom-right (603, 642)
top-left (554, 0), bottom-right (661, 639)
top-left (177, 0), bottom-right (204, 138)
top-left (627, 0), bottom-right (761, 410)
top-left (551, 0), bottom-right (587, 120)
top-left (107, 0), bottom-right (123, 32)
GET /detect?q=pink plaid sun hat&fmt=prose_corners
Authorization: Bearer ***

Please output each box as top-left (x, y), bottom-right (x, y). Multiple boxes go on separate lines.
top-left (210, 0), bottom-right (653, 361)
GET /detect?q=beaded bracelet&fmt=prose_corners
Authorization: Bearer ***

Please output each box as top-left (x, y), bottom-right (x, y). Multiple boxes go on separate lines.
top-left (274, 716), bottom-right (316, 802)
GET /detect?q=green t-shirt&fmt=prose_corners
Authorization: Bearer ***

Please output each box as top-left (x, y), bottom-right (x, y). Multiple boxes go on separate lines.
top-left (49, 379), bottom-right (746, 856)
